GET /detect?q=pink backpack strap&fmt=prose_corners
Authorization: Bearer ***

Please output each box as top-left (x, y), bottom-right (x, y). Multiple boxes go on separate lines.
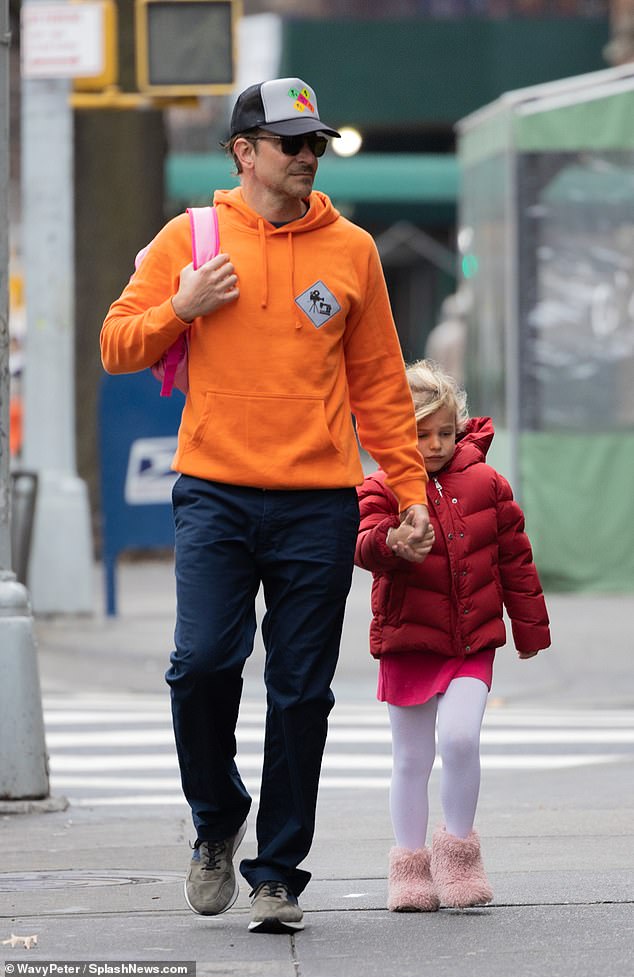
top-left (158, 206), bottom-right (219, 397)
top-left (187, 206), bottom-right (220, 270)
top-left (158, 334), bottom-right (187, 397)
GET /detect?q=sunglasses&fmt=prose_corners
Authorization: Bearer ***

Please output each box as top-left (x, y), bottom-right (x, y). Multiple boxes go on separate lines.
top-left (248, 133), bottom-right (329, 158)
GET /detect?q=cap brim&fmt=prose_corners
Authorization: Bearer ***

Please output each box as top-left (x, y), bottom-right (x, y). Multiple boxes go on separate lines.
top-left (262, 118), bottom-right (341, 137)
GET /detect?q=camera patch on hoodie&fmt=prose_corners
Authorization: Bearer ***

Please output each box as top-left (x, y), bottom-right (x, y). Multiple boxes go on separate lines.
top-left (295, 281), bottom-right (341, 328)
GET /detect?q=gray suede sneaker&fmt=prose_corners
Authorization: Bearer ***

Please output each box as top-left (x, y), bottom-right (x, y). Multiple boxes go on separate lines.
top-left (248, 881), bottom-right (305, 934)
top-left (184, 821), bottom-right (247, 915)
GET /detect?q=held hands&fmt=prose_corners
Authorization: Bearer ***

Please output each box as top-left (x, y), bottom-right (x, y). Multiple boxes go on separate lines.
top-left (171, 253), bottom-right (239, 323)
top-left (388, 505), bottom-right (434, 563)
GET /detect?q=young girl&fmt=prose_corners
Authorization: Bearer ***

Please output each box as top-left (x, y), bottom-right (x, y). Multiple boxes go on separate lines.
top-left (355, 359), bottom-right (551, 912)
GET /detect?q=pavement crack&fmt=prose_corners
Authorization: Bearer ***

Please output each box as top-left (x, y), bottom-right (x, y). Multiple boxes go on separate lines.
top-left (290, 932), bottom-right (302, 976)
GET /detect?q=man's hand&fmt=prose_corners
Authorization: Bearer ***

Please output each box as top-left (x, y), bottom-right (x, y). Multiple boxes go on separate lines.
top-left (172, 253), bottom-right (239, 322)
top-left (387, 517), bottom-right (434, 564)
top-left (399, 504), bottom-right (430, 542)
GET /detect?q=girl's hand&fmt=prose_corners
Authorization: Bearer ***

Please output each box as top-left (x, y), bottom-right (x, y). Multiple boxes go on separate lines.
top-left (518, 649), bottom-right (540, 659)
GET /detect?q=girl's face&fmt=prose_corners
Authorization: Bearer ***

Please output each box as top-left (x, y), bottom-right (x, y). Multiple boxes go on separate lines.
top-left (416, 405), bottom-right (457, 474)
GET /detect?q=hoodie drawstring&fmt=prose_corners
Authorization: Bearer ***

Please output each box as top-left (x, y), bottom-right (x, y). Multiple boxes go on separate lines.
top-left (257, 218), bottom-right (269, 309)
top-left (256, 217), bottom-right (303, 328)
top-left (287, 233), bottom-right (302, 329)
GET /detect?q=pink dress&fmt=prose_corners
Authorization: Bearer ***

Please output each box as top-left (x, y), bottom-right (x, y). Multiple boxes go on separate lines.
top-left (377, 648), bottom-right (495, 706)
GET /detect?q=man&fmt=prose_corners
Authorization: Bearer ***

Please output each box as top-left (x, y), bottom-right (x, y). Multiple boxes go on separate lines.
top-left (101, 77), bottom-right (430, 934)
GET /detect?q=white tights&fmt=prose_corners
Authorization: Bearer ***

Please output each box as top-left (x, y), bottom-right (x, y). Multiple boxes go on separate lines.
top-left (387, 676), bottom-right (489, 849)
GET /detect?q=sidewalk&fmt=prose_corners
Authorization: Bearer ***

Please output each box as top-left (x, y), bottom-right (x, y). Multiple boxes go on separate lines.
top-left (1, 559), bottom-right (633, 977)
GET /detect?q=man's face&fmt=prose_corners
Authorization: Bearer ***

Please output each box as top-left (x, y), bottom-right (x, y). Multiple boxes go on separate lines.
top-left (248, 131), bottom-right (320, 201)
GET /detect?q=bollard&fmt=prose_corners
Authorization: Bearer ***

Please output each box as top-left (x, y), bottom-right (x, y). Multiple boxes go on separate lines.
top-left (0, 574), bottom-right (49, 799)
top-left (10, 470), bottom-right (38, 586)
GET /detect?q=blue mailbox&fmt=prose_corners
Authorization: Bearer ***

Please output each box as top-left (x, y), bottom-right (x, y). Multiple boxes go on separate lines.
top-left (99, 371), bottom-right (184, 615)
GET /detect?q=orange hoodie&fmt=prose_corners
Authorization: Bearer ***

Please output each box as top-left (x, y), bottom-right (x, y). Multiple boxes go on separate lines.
top-left (101, 187), bottom-right (427, 510)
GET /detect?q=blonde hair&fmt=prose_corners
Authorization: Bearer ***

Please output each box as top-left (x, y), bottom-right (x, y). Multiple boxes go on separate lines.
top-left (405, 358), bottom-right (469, 433)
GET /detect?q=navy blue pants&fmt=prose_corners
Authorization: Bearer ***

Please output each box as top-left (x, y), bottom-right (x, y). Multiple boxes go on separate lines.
top-left (166, 476), bottom-right (359, 896)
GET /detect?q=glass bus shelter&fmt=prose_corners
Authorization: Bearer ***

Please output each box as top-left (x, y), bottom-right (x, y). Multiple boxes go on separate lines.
top-left (457, 65), bottom-right (634, 591)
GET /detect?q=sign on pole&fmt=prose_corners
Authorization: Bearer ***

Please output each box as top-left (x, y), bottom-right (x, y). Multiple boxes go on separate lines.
top-left (21, 1), bottom-right (109, 79)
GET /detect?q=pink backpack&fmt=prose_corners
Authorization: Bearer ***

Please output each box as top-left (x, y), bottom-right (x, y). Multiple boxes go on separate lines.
top-left (134, 206), bottom-right (219, 397)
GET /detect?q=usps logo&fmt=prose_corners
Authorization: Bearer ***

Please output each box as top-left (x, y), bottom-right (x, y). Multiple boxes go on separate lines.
top-left (295, 281), bottom-right (341, 328)
top-left (124, 437), bottom-right (178, 505)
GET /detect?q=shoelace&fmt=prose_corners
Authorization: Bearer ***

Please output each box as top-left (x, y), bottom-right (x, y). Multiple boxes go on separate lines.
top-left (258, 881), bottom-right (288, 900)
top-left (199, 840), bottom-right (226, 871)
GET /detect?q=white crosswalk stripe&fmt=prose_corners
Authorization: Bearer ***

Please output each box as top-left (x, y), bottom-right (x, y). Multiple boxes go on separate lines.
top-left (42, 693), bottom-right (634, 809)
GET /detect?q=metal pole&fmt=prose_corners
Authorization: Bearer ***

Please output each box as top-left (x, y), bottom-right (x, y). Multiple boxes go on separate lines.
top-left (504, 131), bottom-right (521, 501)
top-left (21, 0), bottom-right (94, 614)
top-left (0, 0), bottom-right (51, 803)
top-left (0, 0), bottom-right (10, 576)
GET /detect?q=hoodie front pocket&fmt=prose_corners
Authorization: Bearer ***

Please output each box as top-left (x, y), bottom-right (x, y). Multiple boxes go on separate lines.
top-left (184, 390), bottom-right (341, 473)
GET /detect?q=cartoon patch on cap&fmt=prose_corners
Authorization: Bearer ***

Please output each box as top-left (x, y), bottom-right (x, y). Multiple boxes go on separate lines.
top-left (288, 87), bottom-right (315, 115)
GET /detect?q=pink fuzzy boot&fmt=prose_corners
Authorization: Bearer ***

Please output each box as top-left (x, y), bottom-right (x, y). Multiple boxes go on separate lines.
top-left (431, 827), bottom-right (493, 908)
top-left (387, 846), bottom-right (440, 912)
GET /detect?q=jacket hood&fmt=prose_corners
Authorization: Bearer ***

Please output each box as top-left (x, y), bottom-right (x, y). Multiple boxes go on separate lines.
top-left (212, 187), bottom-right (340, 313)
top-left (372, 416), bottom-right (494, 491)
top-left (450, 416), bottom-right (494, 471)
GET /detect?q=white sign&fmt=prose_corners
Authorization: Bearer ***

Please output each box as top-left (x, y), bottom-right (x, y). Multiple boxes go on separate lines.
top-left (124, 437), bottom-right (179, 506)
top-left (21, 2), bottom-right (105, 79)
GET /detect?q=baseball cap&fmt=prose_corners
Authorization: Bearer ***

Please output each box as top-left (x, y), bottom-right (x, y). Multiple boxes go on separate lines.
top-left (230, 77), bottom-right (340, 138)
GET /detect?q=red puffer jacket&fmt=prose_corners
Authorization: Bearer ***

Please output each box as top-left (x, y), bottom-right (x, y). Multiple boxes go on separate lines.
top-left (355, 417), bottom-right (551, 660)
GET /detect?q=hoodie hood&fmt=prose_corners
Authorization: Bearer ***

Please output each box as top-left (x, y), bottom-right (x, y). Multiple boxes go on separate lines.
top-left (213, 187), bottom-right (340, 313)
top-left (213, 186), bottom-right (340, 233)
